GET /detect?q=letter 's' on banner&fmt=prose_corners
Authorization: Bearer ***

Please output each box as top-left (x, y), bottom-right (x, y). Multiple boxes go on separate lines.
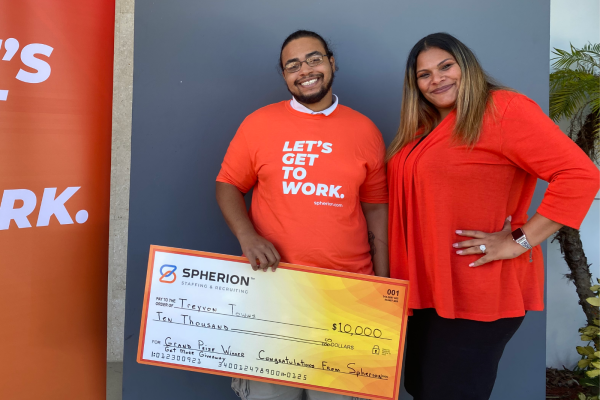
top-left (0, 1), bottom-right (115, 398)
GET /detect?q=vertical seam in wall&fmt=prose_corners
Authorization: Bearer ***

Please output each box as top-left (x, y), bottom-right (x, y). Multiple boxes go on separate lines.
top-left (108, 0), bottom-right (134, 363)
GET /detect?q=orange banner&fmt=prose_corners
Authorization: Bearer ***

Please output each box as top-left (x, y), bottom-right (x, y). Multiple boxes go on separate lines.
top-left (0, 1), bottom-right (114, 399)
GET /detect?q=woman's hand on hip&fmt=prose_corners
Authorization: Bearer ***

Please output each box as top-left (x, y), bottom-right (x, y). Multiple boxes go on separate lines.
top-left (453, 217), bottom-right (528, 267)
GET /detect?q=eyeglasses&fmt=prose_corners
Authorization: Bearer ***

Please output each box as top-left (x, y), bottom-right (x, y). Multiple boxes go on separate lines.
top-left (284, 53), bottom-right (329, 73)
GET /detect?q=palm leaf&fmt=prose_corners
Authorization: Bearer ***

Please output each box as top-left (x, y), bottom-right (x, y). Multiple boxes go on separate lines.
top-left (552, 43), bottom-right (600, 74)
top-left (550, 43), bottom-right (600, 138)
top-left (550, 69), bottom-right (599, 121)
top-left (580, 42), bottom-right (600, 65)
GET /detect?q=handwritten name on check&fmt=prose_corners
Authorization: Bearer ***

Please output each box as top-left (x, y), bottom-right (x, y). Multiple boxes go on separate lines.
top-left (138, 246), bottom-right (409, 400)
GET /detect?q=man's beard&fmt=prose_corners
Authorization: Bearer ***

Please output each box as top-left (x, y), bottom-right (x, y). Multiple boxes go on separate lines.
top-left (289, 71), bottom-right (335, 104)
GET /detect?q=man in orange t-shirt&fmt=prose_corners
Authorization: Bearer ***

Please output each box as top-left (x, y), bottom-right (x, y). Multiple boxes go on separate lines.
top-left (216, 30), bottom-right (388, 400)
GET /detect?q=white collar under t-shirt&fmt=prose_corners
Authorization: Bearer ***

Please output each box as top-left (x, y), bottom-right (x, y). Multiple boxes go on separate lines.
top-left (290, 94), bottom-right (338, 116)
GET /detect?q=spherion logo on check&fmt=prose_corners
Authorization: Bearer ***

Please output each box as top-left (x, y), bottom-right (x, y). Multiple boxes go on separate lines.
top-left (159, 265), bottom-right (177, 284)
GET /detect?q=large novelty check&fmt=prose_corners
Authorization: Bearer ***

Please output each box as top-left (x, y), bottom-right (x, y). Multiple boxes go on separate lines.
top-left (138, 246), bottom-right (409, 400)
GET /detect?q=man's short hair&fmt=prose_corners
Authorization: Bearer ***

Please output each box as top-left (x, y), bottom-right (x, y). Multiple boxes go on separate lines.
top-left (279, 30), bottom-right (338, 73)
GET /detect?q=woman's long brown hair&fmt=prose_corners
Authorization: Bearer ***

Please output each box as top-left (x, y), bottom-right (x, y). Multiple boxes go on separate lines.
top-left (387, 33), bottom-right (506, 161)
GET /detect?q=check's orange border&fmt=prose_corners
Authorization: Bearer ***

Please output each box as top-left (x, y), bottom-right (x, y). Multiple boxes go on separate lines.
top-left (137, 245), bottom-right (409, 400)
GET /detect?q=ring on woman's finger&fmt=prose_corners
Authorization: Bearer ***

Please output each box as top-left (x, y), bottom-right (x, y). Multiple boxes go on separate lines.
top-left (479, 244), bottom-right (487, 254)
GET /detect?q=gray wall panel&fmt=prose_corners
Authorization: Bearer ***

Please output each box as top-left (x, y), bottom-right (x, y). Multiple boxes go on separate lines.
top-left (124, 1), bottom-right (549, 398)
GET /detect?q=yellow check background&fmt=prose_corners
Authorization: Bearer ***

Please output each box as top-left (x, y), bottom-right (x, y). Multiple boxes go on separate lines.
top-left (138, 246), bottom-right (409, 400)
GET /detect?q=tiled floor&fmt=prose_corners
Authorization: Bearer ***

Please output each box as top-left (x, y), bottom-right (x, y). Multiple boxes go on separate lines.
top-left (107, 362), bottom-right (123, 400)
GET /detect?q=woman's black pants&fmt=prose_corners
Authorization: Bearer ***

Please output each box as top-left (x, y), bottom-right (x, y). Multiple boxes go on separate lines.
top-left (403, 308), bottom-right (525, 400)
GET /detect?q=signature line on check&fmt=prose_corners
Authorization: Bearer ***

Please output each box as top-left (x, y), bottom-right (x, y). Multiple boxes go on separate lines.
top-left (172, 306), bottom-right (328, 331)
top-left (153, 319), bottom-right (324, 346)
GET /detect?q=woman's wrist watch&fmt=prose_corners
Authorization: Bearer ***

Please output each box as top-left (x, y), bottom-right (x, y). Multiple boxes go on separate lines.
top-left (511, 228), bottom-right (532, 250)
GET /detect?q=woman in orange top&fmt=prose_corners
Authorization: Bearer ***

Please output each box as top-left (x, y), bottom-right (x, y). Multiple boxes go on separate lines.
top-left (387, 33), bottom-right (599, 400)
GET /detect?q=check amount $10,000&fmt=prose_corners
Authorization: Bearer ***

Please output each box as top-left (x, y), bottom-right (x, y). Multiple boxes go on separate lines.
top-left (138, 246), bottom-right (409, 400)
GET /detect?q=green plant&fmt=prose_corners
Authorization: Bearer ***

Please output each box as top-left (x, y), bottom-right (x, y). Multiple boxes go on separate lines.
top-left (550, 44), bottom-right (599, 328)
top-left (576, 280), bottom-right (600, 400)
top-left (549, 42), bottom-right (600, 400)
top-left (550, 43), bottom-right (600, 138)
top-left (579, 391), bottom-right (599, 400)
